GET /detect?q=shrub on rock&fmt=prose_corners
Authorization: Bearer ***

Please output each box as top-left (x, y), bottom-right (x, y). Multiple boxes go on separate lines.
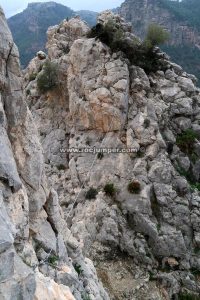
top-left (85, 188), bottom-right (98, 200)
top-left (87, 19), bottom-right (169, 74)
top-left (104, 183), bottom-right (116, 197)
top-left (127, 181), bottom-right (141, 194)
top-left (37, 60), bottom-right (58, 93)
top-left (176, 129), bottom-right (198, 154)
top-left (145, 23), bottom-right (170, 48)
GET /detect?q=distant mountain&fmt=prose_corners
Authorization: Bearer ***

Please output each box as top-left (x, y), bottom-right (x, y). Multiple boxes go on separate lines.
top-left (77, 10), bottom-right (98, 27)
top-left (8, 2), bottom-right (97, 67)
top-left (119, 0), bottom-right (200, 83)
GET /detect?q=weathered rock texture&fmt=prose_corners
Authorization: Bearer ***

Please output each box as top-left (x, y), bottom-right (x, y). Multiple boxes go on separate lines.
top-left (0, 6), bottom-right (108, 300)
top-left (24, 10), bottom-right (200, 300)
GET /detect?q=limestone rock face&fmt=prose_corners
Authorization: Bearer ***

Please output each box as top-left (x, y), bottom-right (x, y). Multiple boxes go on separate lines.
top-left (0, 6), bottom-right (109, 300)
top-left (47, 16), bottom-right (90, 60)
top-left (68, 38), bottom-right (129, 132)
top-left (24, 10), bottom-right (200, 300)
top-left (34, 272), bottom-right (75, 300)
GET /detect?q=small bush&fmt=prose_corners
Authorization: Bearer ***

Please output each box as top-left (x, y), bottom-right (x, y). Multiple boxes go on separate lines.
top-left (127, 181), bottom-right (141, 194)
top-left (87, 20), bottom-right (125, 52)
top-left (176, 165), bottom-right (195, 184)
top-left (82, 293), bottom-right (91, 300)
top-left (176, 129), bottom-right (198, 154)
top-left (145, 23), bottom-right (170, 48)
top-left (144, 118), bottom-right (151, 128)
top-left (29, 72), bottom-right (37, 82)
top-left (48, 255), bottom-right (59, 266)
top-left (57, 164), bottom-right (67, 171)
top-left (194, 247), bottom-right (200, 254)
top-left (191, 183), bottom-right (200, 191)
top-left (37, 60), bottom-right (58, 93)
top-left (85, 188), bottom-right (98, 200)
top-left (74, 264), bottom-right (82, 275)
top-left (87, 20), bottom-right (169, 74)
top-left (104, 183), bottom-right (116, 197)
top-left (191, 268), bottom-right (200, 277)
top-left (26, 89), bottom-right (31, 96)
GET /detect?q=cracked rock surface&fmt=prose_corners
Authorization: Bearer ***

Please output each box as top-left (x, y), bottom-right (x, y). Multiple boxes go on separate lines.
top-left (0, 6), bottom-right (108, 300)
top-left (2, 6), bottom-right (200, 300)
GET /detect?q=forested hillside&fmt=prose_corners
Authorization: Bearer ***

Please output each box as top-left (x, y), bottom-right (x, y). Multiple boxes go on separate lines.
top-left (119, 0), bottom-right (200, 83)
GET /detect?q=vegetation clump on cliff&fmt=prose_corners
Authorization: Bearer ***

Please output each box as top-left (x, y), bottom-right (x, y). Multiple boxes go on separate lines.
top-left (37, 60), bottom-right (59, 93)
top-left (87, 20), bottom-right (169, 73)
top-left (104, 183), bottom-right (116, 197)
top-left (85, 187), bottom-right (98, 200)
top-left (127, 181), bottom-right (141, 194)
top-left (176, 129), bottom-right (198, 155)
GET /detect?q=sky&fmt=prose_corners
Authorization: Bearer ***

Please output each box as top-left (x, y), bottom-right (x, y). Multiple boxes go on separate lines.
top-left (0, 0), bottom-right (124, 17)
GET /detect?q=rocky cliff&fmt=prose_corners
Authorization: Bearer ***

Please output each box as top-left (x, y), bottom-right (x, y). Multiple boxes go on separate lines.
top-left (0, 6), bottom-right (108, 300)
top-left (119, 0), bottom-right (200, 83)
top-left (22, 10), bottom-right (200, 300)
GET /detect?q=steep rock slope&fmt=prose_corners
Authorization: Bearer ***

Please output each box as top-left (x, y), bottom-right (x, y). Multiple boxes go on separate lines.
top-left (0, 6), bottom-right (108, 300)
top-left (7, 2), bottom-right (97, 67)
top-left (25, 11), bottom-right (200, 300)
top-left (119, 0), bottom-right (200, 83)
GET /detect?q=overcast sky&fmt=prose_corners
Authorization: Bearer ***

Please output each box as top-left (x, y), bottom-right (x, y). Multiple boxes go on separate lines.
top-left (1, 0), bottom-right (124, 17)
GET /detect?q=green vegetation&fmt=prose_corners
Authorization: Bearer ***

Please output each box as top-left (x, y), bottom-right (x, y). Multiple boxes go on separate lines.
top-left (137, 149), bottom-right (145, 158)
top-left (26, 89), bottom-right (31, 96)
top-left (176, 164), bottom-right (200, 194)
top-left (87, 20), bottom-right (169, 74)
top-left (104, 183), bottom-right (116, 197)
top-left (85, 188), bottom-right (98, 200)
top-left (81, 293), bottom-right (92, 300)
top-left (56, 164), bottom-right (67, 171)
top-left (176, 165), bottom-right (195, 184)
top-left (178, 293), bottom-right (200, 300)
top-left (143, 119), bottom-right (151, 128)
top-left (194, 247), bottom-right (200, 254)
top-left (37, 60), bottom-right (59, 93)
top-left (156, 223), bottom-right (161, 232)
top-left (127, 181), bottom-right (141, 194)
top-left (145, 23), bottom-right (170, 48)
top-left (29, 72), bottom-right (37, 82)
top-left (74, 264), bottom-right (83, 275)
top-left (87, 20), bottom-right (126, 51)
top-left (176, 129), bottom-right (198, 155)
top-left (191, 183), bottom-right (200, 191)
top-left (48, 255), bottom-right (59, 266)
top-left (191, 268), bottom-right (200, 277)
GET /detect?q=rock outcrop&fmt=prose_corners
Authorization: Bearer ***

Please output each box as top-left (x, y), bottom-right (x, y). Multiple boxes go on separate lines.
top-left (24, 10), bottom-right (200, 300)
top-left (0, 6), bottom-right (108, 300)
